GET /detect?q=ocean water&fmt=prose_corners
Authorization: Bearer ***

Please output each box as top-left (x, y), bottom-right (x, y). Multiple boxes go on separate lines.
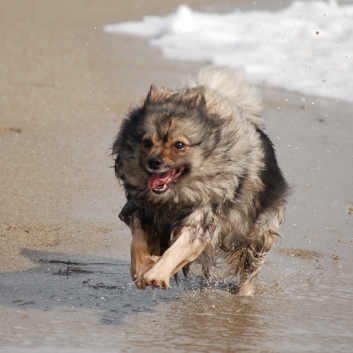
top-left (104, 1), bottom-right (353, 102)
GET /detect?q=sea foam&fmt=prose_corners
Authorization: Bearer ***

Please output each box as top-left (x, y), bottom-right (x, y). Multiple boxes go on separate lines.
top-left (104, 1), bottom-right (353, 102)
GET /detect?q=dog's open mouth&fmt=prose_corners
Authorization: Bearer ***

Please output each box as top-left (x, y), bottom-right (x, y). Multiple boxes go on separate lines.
top-left (147, 166), bottom-right (185, 194)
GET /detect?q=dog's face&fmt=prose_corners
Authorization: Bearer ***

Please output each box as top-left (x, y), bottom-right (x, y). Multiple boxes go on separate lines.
top-left (115, 85), bottom-right (224, 204)
top-left (141, 130), bottom-right (189, 195)
top-left (138, 92), bottom-right (210, 200)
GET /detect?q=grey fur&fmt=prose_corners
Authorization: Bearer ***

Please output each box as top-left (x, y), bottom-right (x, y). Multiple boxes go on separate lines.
top-left (113, 66), bottom-right (289, 292)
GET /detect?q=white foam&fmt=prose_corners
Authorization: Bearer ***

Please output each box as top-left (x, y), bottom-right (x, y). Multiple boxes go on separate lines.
top-left (104, 1), bottom-right (353, 102)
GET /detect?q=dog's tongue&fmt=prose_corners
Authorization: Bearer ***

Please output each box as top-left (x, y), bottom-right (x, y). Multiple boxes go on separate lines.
top-left (148, 170), bottom-right (173, 189)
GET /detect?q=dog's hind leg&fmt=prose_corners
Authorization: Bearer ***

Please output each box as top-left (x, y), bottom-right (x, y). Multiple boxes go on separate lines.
top-left (237, 206), bottom-right (285, 295)
top-left (143, 228), bottom-right (206, 289)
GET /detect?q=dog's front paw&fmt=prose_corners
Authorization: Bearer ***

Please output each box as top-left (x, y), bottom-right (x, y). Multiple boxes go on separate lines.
top-left (143, 264), bottom-right (171, 289)
top-left (133, 255), bottom-right (160, 290)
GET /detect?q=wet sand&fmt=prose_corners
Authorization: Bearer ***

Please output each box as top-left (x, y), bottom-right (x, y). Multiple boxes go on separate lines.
top-left (1, 0), bottom-right (353, 352)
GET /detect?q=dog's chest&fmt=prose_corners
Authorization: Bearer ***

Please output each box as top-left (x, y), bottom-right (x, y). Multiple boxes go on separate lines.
top-left (141, 205), bottom-right (191, 237)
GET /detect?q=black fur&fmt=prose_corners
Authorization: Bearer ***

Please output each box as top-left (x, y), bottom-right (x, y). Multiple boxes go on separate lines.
top-left (256, 128), bottom-right (289, 211)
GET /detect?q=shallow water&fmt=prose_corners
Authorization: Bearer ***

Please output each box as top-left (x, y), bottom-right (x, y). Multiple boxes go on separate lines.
top-left (0, 250), bottom-right (179, 325)
top-left (1, 244), bottom-right (352, 352)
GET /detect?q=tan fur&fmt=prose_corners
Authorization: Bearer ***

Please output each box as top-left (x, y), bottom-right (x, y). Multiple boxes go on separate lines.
top-left (129, 216), bottom-right (163, 289)
top-left (141, 136), bottom-right (190, 168)
top-left (144, 229), bottom-right (206, 289)
top-left (129, 217), bottom-right (150, 289)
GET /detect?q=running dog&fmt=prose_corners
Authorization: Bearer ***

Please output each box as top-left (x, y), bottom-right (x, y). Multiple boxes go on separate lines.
top-left (112, 66), bottom-right (289, 295)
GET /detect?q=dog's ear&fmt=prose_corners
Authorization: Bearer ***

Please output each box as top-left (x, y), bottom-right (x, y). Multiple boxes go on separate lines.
top-left (145, 84), bottom-right (159, 104)
top-left (144, 85), bottom-right (173, 105)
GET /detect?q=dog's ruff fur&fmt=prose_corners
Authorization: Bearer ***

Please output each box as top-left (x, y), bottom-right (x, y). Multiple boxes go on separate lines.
top-left (113, 66), bottom-right (289, 295)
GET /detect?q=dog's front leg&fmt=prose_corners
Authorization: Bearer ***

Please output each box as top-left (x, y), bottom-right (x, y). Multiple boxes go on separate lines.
top-left (130, 218), bottom-right (155, 289)
top-left (143, 229), bottom-right (205, 289)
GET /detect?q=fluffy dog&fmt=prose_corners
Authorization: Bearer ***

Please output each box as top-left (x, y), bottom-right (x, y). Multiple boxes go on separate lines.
top-left (112, 66), bottom-right (289, 295)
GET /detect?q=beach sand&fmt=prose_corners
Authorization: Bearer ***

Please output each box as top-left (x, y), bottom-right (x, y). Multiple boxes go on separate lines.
top-left (0, 0), bottom-right (352, 351)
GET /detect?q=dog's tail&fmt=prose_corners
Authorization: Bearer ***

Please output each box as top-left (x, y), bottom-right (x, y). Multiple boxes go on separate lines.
top-left (188, 66), bottom-right (264, 128)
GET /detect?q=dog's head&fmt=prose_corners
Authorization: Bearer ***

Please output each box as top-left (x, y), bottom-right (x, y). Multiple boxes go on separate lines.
top-left (113, 84), bottom-right (224, 205)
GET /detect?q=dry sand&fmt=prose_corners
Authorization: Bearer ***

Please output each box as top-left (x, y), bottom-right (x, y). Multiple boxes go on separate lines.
top-left (1, 0), bottom-right (353, 351)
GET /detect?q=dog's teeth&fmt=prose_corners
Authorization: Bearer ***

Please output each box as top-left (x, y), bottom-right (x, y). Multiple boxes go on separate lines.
top-left (151, 167), bottom-right (185, 194)
top-left (155, 183), bottom-right (167, 191)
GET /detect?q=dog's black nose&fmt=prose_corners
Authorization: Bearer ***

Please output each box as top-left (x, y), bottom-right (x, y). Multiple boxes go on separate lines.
top-left (148, 157), bottom-right (163, 170)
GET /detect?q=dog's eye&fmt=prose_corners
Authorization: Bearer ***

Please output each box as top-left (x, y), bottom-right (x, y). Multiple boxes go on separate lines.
top-left (174, 141), bottom-right (185, 150)
top-left (142, 139), bottom-right (153, 148)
